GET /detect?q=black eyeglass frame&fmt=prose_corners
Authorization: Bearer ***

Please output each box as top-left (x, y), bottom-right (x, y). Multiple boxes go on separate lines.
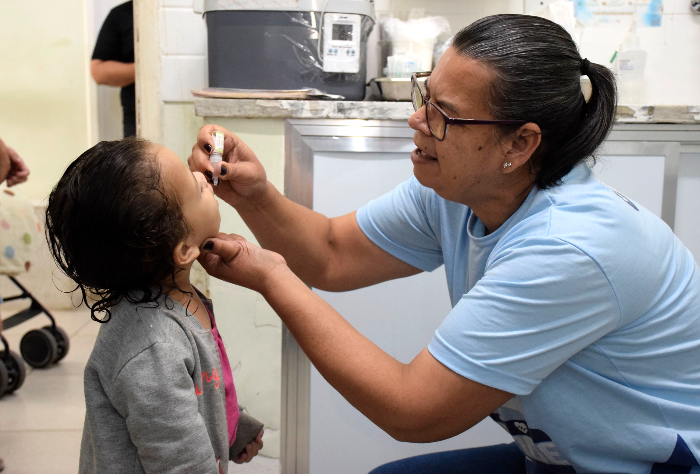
top-left (411, 72), bottom-right (528, 141)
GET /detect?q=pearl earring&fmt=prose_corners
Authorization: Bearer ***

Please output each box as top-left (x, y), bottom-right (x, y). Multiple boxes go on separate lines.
top-left (503, 162), bottom-right (512, 169)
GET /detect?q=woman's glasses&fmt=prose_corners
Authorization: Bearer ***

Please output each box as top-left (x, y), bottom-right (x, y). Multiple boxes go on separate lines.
top-left (411, 72), bottom-right (527, 141)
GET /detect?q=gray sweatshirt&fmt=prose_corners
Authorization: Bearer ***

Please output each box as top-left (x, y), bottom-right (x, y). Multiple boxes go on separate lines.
top-left (79, 293), bottom-right (240, 474)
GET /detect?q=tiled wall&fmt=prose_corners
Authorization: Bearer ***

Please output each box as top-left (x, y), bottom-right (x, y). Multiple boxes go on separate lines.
top-left (160, 0), bottom-right (208, 102)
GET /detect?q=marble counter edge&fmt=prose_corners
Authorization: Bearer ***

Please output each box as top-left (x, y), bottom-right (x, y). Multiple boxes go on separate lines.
top-left (194, 99), bottom-right (700, 124)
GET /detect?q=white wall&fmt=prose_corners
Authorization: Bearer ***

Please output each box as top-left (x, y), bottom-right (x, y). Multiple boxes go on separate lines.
top-left (573, 0), bottom-right (700, 105)
top-left (0, 0), bottom-right (97, 308)
top-left (0, 1), bottom-right (92, 203)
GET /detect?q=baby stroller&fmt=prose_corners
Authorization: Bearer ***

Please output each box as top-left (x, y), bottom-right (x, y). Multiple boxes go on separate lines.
top-left (0, 189), bottom-right (69, 399)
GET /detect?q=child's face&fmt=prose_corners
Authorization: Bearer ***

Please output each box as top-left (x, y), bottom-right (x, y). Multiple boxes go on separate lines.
top-left (157, 146), bottom-right (221, 247)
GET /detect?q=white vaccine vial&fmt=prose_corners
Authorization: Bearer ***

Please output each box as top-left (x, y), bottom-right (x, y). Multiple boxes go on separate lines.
top-left (210, 131), bottom-right (224, 186)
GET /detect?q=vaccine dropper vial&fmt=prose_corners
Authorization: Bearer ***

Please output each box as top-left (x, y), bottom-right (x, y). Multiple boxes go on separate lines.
top-left (210, 131), bottom-right (224, 186)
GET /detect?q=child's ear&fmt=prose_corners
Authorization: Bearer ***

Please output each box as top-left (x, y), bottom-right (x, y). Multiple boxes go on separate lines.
top-left (173, 241), bottom-right (200, 266)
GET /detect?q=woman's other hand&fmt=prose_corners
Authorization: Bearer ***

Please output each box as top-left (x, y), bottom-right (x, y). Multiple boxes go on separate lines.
top-left (198, 233), bottom-right (287, 295)
top-left (232, 429), bottom-right (264, 464)
top-left (187, 125), bottom-right (268, 207)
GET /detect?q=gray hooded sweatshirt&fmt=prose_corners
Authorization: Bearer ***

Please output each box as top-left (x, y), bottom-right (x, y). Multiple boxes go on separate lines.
top-left (79, 293), bottom-right (248, 474)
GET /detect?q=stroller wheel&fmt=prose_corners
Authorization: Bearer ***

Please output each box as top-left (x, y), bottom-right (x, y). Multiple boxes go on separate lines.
top-left (0, 359), bottom-right (8, 399)
top-left (1, 351), bottom-right (27, 394)
top-left (43, 326), bottom-right (70, 362)
top-left (20, 328), bottom-right (58, 368)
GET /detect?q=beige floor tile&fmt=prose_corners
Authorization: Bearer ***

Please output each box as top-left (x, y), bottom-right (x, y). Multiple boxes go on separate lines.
top-left (0, 373), bottom-right (85, 431)
top-left (0, 430), bottom-right (82, 474)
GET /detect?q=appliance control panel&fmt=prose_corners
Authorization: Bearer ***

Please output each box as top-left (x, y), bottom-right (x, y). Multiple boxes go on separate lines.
top-left (322, 13), bottom-right (362, 74)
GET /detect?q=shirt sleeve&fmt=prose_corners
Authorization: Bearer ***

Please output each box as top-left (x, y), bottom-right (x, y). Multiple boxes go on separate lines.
top-left (111, 343), bottom-right (220, 474)
top-left (428, 236), bottom-right (621, 396)
top-left (92, 10), bottom-right (121, 61)
top-left (356, 177), bottom-right (444, 272)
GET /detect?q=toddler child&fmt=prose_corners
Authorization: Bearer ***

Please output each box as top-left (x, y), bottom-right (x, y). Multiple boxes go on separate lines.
top-left (45, 138), bottom-right (263, 474)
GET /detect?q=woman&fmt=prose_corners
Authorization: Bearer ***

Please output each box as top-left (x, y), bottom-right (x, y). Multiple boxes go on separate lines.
top-left (190, 15), bottom-right (700, 473)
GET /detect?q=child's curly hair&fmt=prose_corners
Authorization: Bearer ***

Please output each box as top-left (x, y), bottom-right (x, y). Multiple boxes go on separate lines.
top-left (45, 138), bottom-right (190, 322)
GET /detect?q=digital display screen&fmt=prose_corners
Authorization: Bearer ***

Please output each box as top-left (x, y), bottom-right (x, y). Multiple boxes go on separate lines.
top-left (332, 24), bottom-right (353, 42)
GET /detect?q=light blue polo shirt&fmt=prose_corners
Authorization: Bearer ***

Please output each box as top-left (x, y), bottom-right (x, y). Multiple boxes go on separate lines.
top-left (356, 163), bottom-right (700, 473)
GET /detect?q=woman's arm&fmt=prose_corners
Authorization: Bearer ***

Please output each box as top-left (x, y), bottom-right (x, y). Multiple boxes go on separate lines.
top-left (241, 187), bottom-right (420, 291)
top-left (268, 265), bottom-right (513, 441)
top-left (188, 125), bottom-right (421, 291)
top-left (199, 234), bottom-right (514, 442)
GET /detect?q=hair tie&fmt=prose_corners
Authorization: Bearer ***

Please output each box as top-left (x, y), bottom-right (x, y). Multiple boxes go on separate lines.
top-left (579, 58), bottom-right (593, 104)
top-left (580, 58), bottom-right (591, 76)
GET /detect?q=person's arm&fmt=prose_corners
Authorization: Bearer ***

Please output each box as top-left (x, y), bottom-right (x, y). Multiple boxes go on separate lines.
top-left (198, 234), bottom-right (514, 442)
top-left (90, 59), bottom-right (135, 87)
top-left (91, 6), bottom-right (135, 88)
top-left (188, 125), bottom-right (421, 291)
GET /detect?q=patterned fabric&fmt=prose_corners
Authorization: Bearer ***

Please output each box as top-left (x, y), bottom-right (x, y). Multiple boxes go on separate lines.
top-left (0, 189), bottom-right (40, 276)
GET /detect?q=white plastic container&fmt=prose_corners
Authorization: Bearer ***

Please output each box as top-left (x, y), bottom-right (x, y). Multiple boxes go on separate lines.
top-left (390, 35), bottom-right (436, 72)
top-left (382, 16), bottom-right (450, 76)
top-left (617, 37), bottom-right (647, 81)
top-left (616, 18), bottom-right (647, 103)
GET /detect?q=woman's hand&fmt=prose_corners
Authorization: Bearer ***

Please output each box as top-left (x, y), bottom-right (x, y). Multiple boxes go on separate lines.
top-left (198, 233), bottom-right (288, 295)
top-left (232, 429), bottom-right (264, 464)
top-left (187, 125), bottom-right (268, 208)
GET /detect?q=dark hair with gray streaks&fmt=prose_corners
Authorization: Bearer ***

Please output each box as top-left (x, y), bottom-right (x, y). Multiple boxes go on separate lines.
top-left (452, 14), bottom-right (617, 188)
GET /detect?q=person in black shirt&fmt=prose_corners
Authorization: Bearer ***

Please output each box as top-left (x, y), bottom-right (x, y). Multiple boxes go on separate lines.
top-left (91, 1), bottom-right (135, 137)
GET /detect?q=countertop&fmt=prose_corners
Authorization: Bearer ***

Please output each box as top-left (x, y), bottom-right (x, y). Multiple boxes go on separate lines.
top-left (194, 99), bottom-right (700, 124)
